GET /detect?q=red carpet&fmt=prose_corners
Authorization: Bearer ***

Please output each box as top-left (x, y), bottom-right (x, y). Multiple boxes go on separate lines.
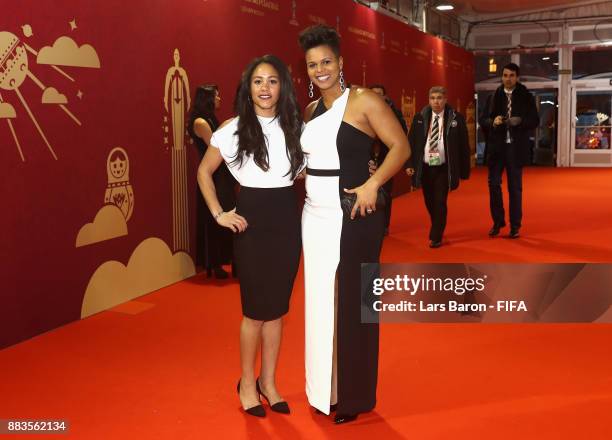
top-left (1, 167), bottom-right (611, 439)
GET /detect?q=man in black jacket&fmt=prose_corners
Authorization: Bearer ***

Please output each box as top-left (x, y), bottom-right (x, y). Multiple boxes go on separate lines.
top-left (406, 86), bottom-right (471, 248)
top-left (480, 63), bottom-right (539, 239)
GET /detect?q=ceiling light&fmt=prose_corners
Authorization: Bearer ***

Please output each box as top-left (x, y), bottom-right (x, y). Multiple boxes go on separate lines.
top-left (436, 3), bottom-right (454, 11)
top-left (542, 56), bottom-right (550, 60)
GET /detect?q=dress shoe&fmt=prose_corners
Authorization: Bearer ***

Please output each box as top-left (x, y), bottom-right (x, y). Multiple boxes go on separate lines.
top-left (509, 227), bottom-right (520, 239)
top-left (256, 378), bottom-right (290, 414)
top-left (237, 380), bottom-right (266, 418)
top-left (429, 240), bottom-right (442, 248)
top-left (314, 403), bottom-right (338, 415)
top-left (334, 413), bottom-right (358, 424)
top-left (488, 223), bottom-right (505, 237)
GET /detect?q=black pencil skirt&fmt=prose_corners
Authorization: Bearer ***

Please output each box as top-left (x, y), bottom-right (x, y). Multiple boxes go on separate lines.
top-left (234, 185), bottom-right (301, 321)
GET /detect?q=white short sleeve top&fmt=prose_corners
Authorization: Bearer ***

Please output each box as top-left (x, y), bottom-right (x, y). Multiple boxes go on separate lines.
top-left (210, 116), bottom-right (299, 188)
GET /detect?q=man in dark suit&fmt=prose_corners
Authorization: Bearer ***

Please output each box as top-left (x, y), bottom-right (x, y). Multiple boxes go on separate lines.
top-left (479, 63), bottom-right (539, 239)
top-left (406, 86), bottom-right (471, 248)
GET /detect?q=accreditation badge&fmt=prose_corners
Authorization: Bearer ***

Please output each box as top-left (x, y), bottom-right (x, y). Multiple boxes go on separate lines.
top-left (428, 152), bottom-right (442, 166)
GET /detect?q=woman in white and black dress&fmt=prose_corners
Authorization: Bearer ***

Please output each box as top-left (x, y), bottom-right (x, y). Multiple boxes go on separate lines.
top-left (298, 25), bottom-right (410, 424)
top-left (197, 55), bottom-right (304, 418)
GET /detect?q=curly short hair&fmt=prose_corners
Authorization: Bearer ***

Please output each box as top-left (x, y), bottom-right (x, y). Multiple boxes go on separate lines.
top-left (298, 25), bottom-right (341, 56)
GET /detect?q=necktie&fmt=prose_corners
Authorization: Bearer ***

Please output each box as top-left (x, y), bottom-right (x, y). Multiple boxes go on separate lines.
top-left (506, 92), bottom-right (512, 118)
top-left (506, 92), bottom-right (513, 143)
top-left (429, 115), bottom-right (440, 152)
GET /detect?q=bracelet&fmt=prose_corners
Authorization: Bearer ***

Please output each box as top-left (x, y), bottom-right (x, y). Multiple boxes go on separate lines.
top-left (213, 210), bottom-right (224, 220)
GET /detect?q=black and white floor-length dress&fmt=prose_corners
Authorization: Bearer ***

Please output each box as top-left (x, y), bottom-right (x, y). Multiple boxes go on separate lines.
top-left (301, 89), bottom-right (384, 415)
top-left (210, 115), bottom-right (301, 321)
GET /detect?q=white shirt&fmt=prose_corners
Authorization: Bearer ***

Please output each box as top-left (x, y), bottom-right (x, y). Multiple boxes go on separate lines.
top-left (210, 116), bottom-right (301, 188)
top-left (424, 111), bottom-right (445, 164)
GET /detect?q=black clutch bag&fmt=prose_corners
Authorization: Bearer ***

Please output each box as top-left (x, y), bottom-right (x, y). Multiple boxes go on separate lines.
top-left (340, 187), bottom-right (388, 219)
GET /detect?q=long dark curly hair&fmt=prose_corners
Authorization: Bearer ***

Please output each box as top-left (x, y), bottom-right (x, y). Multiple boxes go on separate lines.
top-left (232, 55), bottom-right (304, 179)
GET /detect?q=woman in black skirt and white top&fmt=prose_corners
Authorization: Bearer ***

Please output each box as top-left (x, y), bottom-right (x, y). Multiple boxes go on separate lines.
top-left (197, 55), bottom-right (304, 418)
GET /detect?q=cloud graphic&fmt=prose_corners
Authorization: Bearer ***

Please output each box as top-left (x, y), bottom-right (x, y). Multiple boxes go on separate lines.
top-left (76, 204), bottom-right (128, 247)
top-left (42, 87), bottom-right (68, 104)
top-left (81, 237), bottom-right (195, 318)
top-left (0, 102), bottom-right (16, 118)
top-left (595, 306), bottom-right (612, 323)
top-left (37, 36), bottom-right (101, 68)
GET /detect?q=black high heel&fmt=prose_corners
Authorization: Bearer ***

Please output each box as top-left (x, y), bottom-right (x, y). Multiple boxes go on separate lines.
top-left (334, 413), bottom-right (358, 424)
top-left (237, 380), bottom-right (266, 418)
top-left (256, 378), bottom-right (290, 414)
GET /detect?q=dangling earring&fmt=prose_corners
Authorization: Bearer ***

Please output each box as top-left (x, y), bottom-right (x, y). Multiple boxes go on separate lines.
top-left (308, 81), bottom-right (314, 99)
top-left (339, 70), bottom-right (346, 92)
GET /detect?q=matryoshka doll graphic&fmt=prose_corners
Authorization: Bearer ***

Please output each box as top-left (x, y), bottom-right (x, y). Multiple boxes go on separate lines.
top-left (104, 147), bottom-right (134, 221)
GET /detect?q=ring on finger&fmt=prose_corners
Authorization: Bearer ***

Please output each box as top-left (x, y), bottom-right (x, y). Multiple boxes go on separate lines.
top-left (366, 208), bottom-right (373, 214)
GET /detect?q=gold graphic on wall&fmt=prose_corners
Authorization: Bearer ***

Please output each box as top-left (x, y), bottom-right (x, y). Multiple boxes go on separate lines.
top-left (308, 14), bottom-right (326, 24)
top-left (241, 0), bottom-right (279, 17)
top-left (75, 147), bottom-right (134, 247)
top-left (69, 19), bottom-right (77, 31)
top-left (390, 40), bottom-right (401, 54)
top-left (105, 147), bottom-right (135, 221)
top-left (411, 47), bottom-right (428, 62)
top-left (289, 0), bottom-right (298, 26)
top-left (348, 26), bottom-right (375, 46)
top-left (163, 49), bottom-right (191, 253)
top-left (37, 36), bottom-right (100, 68)
top-left (76, 204), bottom-right (128, 248)
top-left (21, 25), bottom-right (33, 38)
top-left (42, 87), bottom-right (67, 104)
top-left (81, 237), bottom-right (196, 318)
top-left (0, 28), bottom-right (100, 161)
top-left (401, 89), bottom-right (417, 131)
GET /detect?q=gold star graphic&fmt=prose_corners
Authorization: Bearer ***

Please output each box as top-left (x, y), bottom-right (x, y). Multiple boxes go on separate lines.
top-left (164, 137), bottom-right (169, 144)
top-left (69, 19), bottom-right (77, 31)
top-left (77, 90), bottom-right (83, 99)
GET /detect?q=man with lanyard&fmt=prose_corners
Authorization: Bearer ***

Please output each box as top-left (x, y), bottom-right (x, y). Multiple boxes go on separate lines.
top-left (405, 86), bottom-right (471, 248)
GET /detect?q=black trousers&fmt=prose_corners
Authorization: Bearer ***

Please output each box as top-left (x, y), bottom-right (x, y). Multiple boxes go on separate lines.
top-left (421, 163), bottom-right (449, 242)
top-left (488, 145), bottom-right (523, 229)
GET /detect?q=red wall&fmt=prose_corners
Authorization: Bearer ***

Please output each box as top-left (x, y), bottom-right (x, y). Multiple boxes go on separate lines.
top-left (0, 0), bottom-right (474, 348)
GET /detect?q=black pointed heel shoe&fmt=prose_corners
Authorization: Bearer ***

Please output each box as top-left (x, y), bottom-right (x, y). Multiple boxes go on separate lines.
top-left (334, 413), bottom-right (358, 424)
top-left (256, 378), bottom-right (290, 414)
top-left (237, 380), bottom-right (266, 418)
